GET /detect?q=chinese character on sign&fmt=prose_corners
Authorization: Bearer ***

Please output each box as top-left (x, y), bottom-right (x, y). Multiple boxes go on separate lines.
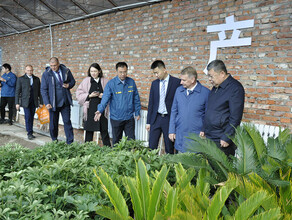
top-left (204, 15), bottom-right (254, 74)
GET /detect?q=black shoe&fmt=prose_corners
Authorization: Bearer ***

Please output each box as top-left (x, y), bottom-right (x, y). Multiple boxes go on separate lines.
top-left (31, 134), bottom-right (36, 138)
top-left (0, 119), bottom-right (4, 124)
top-left (8, 120), bottom-right (13, 125)
top-left (28, 134), bottom-right (34, 140)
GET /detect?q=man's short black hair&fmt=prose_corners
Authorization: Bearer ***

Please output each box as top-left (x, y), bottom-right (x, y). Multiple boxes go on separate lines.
top-left (207, 60), bottom-right (228, 74)
top-left (116, 62), bottom-right (128, 70)
top-left (2, 63), bottom-right (11, 71)
top-left (151, 60), bottom-right (165, 69)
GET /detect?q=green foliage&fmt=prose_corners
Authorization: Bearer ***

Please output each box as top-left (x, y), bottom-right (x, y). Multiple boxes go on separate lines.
top-left (1, 125), bottom-right (291, 219)
top-left (0, 139), bottom-right (168, 219)
top-left (94, 159), bottom-right (286, 219)
top-left (94, 159), bottom-right (170, 220)
top-left (94, 167), bottom-right (129, 219)
top-left (180, 124), bottom-right (292, 218)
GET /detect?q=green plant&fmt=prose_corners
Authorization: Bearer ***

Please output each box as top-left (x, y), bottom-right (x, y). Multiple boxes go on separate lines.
top-left (0, 138), bottom-right (170, 219)
top-left (93, 158), bottom-right (169, 220)
top-left (93, 158), bottom-right (284, 219)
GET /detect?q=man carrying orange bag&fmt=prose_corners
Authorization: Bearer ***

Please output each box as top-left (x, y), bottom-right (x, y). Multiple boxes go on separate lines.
top-left (15, 65), bottom-right (43, 140)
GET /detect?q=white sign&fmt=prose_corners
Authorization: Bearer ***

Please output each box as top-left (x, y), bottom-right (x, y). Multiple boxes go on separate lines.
top-left (204, 15), bottom-right (254, 74)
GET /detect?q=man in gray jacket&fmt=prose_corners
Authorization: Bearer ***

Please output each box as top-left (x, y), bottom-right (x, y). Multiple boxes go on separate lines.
top-left (15, 65), bottom-right (43, 140)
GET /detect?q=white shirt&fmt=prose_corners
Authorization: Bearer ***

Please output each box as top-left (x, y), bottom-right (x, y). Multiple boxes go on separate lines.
top-left (187, 82), bottom-right (197, 96)
top-left (94, 78), bottom-right (100, 84)
top-left (158, 74), bottom-right (170, 114)
top-left (26, 74), bottom-right (33, 86)
top-left (160, 74), bottom-right (169, 96)
top-left (53, 69), bottom-right (63, 82)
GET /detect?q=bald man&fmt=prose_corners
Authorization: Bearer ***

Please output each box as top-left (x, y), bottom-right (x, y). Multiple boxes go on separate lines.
top-left (41, 57), bottom-right (76, 144)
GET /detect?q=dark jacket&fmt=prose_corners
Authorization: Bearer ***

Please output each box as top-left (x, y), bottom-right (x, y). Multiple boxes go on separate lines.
top-left (147, 75), bottom-right (181, 125)
top-left (15, 74), bottom-right (43, 108)
top-left (41, 64), bottom-right (75, 111)
top-left (203, 75), bottom-right (245, 144)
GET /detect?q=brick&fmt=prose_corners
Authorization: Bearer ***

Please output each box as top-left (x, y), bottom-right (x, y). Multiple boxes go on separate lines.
top-left (270, 106), bottom-right (290, 112)
top-left (0, 0), bottom-right (291, 140)
top-left (280, 118), bottom-right (291, 123)
top-left (262, 116), bottom-right (279, 122)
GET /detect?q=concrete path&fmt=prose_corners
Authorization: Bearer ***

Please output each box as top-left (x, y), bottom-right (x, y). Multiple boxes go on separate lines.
top-left (0, 122), bottom-right (52, 146)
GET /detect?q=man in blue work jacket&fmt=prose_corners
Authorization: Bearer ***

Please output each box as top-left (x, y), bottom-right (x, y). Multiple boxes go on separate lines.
top-left (0, 63), bottom-right (17, 125)
top-left (200, 60), bottom-right (245, 156)
top-left (95, 62), bottom-right (141, 145)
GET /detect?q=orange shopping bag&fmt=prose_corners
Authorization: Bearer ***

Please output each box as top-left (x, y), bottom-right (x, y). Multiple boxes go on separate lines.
top-left (36, 105), bottom-right (50, 124)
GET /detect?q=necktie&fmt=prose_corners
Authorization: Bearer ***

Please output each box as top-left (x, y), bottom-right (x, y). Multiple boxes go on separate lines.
top-left (158, 80), bottom-right (166, 113)
top-left (56, 71), bottom-right (63, 86)
top-left (187, 89), bottom-right (193, 96)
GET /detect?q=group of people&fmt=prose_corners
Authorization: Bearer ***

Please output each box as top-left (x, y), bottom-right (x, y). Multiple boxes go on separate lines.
top-left (0, 57), bottom-right (244, 156)
top-left (146, 60), bottom-right (244, 156)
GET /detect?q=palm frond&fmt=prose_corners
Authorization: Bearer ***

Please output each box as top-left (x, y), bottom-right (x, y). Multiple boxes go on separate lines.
top-left (206, 178), bottom-right (238, 219)
top-left (167, 153), bottom-right (216, 176)
top-left (278, 128), bottom-right (291, 144)
top-left (95, 206), bottom-right (129, 220)
top-left (249, 208), bottom-right (282, 220)
top-left (234, 190), bottom-right (270, 219)
top-left (93, 168), bottom-right (129, 218)
top-left (168, 210), bottom-right (201, 220)
top-left (229, 173), bottom-right (278, 211)
top-left (125, 177), bottom-right (143, 220)
top-left (165, 187), bottom-right (178, 217)
top-left (186, 134), bottom-right (234, 178)
top-left (147, 165), bottom-right (169, 220)
top-left (232, 125), bottom-right (259, 175)
top-left (175, 163), bottom-right (196, 191)
top-left (242, 123), bottom-right (266, 161)
top-left (136, 159), bottom-right (150, 219)
top-left (266, 138), bottom-right (286, 161)
top-left (196, 168), bottom-right (210, 196)
top-left (178, 188), bottom-right (205, 218)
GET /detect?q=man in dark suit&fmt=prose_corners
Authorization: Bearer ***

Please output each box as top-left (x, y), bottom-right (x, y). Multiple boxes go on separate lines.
top-left (200, 60), bottom-right (245, 156)
top-left (15, 65), bottom-right (43, 140)
top-left (146, 60), bottom-right (180, 154)
top-left (41, 57), bottom-right (76, 144)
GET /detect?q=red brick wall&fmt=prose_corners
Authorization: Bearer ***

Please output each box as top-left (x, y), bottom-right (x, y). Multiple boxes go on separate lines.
top-left (1, 0), bottom-right (291, 139)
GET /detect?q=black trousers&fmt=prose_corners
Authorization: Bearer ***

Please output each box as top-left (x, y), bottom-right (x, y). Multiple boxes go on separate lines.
top-left (149, 114), bottom-right (174, 154)
top-left (213, 140), bottom-right (236, 157)
top-left (110, 118), bottom-right (135, 145)
top-left (1, 97), bottom-right (15, 121)
top-left (85, 116), bottom-right (111, 146)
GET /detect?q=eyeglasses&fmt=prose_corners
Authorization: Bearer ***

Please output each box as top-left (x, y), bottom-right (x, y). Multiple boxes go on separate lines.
top-left (207, 74), bottom-right (215, 79)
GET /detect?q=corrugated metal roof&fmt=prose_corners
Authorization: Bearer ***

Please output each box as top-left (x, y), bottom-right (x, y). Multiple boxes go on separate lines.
top-left (0, 0), bottom-right (167, 37)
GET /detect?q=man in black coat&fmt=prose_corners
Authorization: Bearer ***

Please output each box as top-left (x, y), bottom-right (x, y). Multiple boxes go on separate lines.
top-left (146, 60), bottom-right (181, 154)
top-left (200, 60), bottom-right (245, 156)
top-left (15, 65), bottom-right (43, 140)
